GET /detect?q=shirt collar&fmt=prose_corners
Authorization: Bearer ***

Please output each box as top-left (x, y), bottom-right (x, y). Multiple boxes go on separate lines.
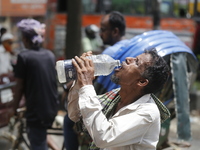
top-left (118, 94), bottom-right (152, 111)
top-left (133, 94), bottom-right (151, 105)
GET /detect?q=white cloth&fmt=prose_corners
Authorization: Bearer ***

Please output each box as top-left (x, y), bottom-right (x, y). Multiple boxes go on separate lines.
top-left (0, 45), bottom-right (13, 75)
top-left (68, 83), bottom-right (161, 150)
top-left (1, 33), bottom-right (13, 42)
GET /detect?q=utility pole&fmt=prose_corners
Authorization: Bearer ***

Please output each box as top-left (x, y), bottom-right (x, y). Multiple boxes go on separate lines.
top-left (152, 0), bottom-right (161, 30)
top-left (65, 0), bottom-right (82, 59)
top-left (194, 0), bottom-right (198, 17)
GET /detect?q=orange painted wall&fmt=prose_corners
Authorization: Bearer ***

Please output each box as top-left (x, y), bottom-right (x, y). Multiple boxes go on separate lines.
top-left (0, 0), bottom-right (47, 16)
top-left (44, 13), bottom-right (196, 54)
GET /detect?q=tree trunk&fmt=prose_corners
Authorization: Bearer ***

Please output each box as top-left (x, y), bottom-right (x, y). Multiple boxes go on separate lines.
top-left (152, 0), bottom-right (160, 30)
top-left (65, 0), bottom-right (82, 59)
top-left (194, 0), bottom-right (198, 17)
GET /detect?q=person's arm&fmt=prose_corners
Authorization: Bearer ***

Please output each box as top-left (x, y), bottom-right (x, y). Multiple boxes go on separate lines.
top-left (13, 78), bottom-right (24, 111)
top-left (67, 80), bottom-right (81, 122)
top-left (67, 51), bottom-right (93, 122)
top-left (13, 54), bottom-right (26, 112)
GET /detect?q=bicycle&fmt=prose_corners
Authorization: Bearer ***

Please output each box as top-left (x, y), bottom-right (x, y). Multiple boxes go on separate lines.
top-left (1, 107), bottom-right (65, 150)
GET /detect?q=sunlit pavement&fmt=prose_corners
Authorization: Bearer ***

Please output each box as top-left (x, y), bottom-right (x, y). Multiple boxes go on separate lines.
top-left (166, 112), bottom-right (200, 150)
top-left (0, 125), bottom-right (64, 150)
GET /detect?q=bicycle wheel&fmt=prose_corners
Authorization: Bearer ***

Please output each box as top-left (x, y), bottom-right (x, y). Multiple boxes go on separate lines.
top-left (6, 116), bottom-right (29, 150)
top-left (0, 136), bottom-right (12, 150)
top-left (0, 131), bottom-right (27, 150)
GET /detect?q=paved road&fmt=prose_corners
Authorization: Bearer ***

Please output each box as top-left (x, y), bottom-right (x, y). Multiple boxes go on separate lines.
top-left (0, 114), bottom-right (199, 150)
top-left (167, 114), bottom-right (200, 150)
top-left (0, 122), bottom-right (64, 150)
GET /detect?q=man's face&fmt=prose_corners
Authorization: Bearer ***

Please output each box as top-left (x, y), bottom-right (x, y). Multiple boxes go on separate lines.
top-left (111, 53), bottom-right (152, 86)
top-left (99, 15), bottom-right (114, 45)
top-left (2, 39), bottom-right (13, 52)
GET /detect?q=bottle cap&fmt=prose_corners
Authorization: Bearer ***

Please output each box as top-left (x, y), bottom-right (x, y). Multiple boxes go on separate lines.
top-left (56, 60), bottom-right (66, 83)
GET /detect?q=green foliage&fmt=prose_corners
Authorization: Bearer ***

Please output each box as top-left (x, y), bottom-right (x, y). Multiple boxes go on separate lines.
top-left (112, 0), bottom-right (145, 15)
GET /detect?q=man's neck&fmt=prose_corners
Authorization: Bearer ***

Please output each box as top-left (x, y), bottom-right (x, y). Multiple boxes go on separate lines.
top-left (119, 87), bottom-right (143, 106)
top-left (113, 88), bottom-right (143, 114)
top-left (111, 36), bottom-right (126, 46)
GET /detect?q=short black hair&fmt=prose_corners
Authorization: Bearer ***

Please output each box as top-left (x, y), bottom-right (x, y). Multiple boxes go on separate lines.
top-left (142, 48), bottom-right (170, 94)
top-left (85, 25), bottom-right (96, 39)
top-left (0, 27), bottom-right (7, 44)
top-left (108, 11), bottom-right (126, 36)
top-left (21, 32), bottom-right (41, 50)
top-left (0, 27), bottom-right (7, 35)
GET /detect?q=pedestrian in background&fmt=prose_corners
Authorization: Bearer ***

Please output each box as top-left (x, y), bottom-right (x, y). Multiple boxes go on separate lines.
top-left (82, 24), bottom-right (103, 54)
top-left (0, 32), bottom-right (14, 75)
top-left (13, 19), bottom-right (59, 150)
top-left (94, 11), bottom-right (130, 95)
top-left (0, 27), bottom-right (7, 45)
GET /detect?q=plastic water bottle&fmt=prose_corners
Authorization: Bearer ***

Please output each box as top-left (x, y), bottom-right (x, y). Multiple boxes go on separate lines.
top-left (56, 54), bottom-right (121, 83)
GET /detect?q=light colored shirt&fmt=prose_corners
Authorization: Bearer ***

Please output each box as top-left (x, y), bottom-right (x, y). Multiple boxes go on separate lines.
top-left (0, 45), bottom-right (13, 75)
top-left (82, 36), bottom-right (103, 53)
top-left (68, 82), bottom-right (160, 150)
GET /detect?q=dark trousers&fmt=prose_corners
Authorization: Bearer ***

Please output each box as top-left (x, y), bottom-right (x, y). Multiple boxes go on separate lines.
top-left (63, 114), bottom-right (79, 150)
top-left (27, 126), bottom-right (48, 150)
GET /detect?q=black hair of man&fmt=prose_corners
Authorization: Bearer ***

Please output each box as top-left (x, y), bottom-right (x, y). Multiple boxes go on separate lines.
top-left (21, 32), bottom-right (41, 50)
top-left (0, 27), bottom-right (7, 36)
top-left (0, 27), bottom-right (7, 44)
top-left (85, 25), bottom-right (96, 39)
top-left (142, 48), bottom-right (170, 94)
top-left (108, 11), bottom-right (126, 36)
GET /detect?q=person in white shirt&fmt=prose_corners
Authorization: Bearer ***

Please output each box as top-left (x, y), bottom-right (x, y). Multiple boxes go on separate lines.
top-left (0, 33), bottom-right (14, 75)
top-left (82, 24), bottom-right (103, 54)
top-left (67, 49), bottom-right (170, 150)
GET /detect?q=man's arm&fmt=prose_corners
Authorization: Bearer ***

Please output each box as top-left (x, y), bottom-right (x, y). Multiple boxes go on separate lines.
top-left (13, 78), bottom-right (24, 111)
top-left (67, 51), bottom-right (94, 122)
top-left (67, 81), bottom-right (81, 122)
